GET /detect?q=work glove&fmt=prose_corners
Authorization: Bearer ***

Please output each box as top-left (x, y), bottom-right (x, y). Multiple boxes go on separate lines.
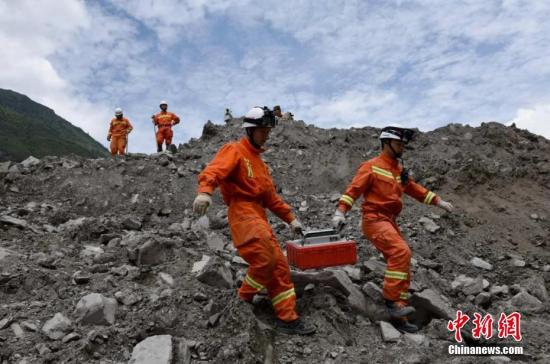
top-left (437, 199), bottom-right (454, 213)
top-left (332, 209), bottom-right (346, 231)
top-left (107, 135), bottom-right (111, 141)
top-left (290, 219), bottom-right (303, 237)
top-left (193, 193), bottom-right (212, 216)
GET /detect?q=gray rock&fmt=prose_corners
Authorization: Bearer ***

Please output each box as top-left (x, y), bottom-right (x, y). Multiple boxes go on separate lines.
top-left (329, 192), bottom-right (341, 202)
top-left (0, 215), bottom-right (28, 229)
top-left (174, 337), bottom-right (193, 364)
top-left (380, 321), bottom-right (401, 342)
top-left (462, 276), bottom-right (485, 296)
top-left (11, 323), bottom-right (24, 338)
top-left (122, 217), bottom-right (142, 230)
top-left (292, 270), bottom-right (380, 320)
top-left (59, 217), bottom-right (86, 230)
top-left (524, 275), bottom-right (548, 302)
top-left (35, 343), bottom-right (51, 355)
top-left (206, 232), bottom-right (225, 251)
top-left (74, 293), bottom-right (117, 325)
top-left (196, 256), bottom-right (233, 289)
top-left (343, 266), bottom-right (362, 281)
top-left (451, 274), bottom-right (473, 290)
top-left (129, 335), bottom-right (173, 364)
top-left (61, 332), bottom-right (81, 343)
top-left (411, 289), bottom-right (454, 320)
top-left (231, 256), bottom-right (248, 266)
top-left (363, 257), bottom-right (386, 275)
top-left (475, 292), bottom-right (492, 307)
top-left (470, 257), bottom-right (493, 270)
top-left (72, 270), bottom-right (91, 284)
top-left (0, 161), bottom-right (11, 173)
top-left (159, 272), bottom-right (175, 287)
top-left (490, 285), bottom-right (509, 296)
top-left (192, 255), bottom-right (211, 273)
top-left (41, 313), bottom-right (72, 340)
top-left (20, 321), bottom-right (39, 332)
top-left (362, 282), bottom-right (384, 304)
top-left (20, 156), bottom-right (40, 168)
top-left (137, 240), bottom-right (165, 266)
top-left (80, 245), bottom-right (104, 259)
top-left (510, 291), bottom-right (545, 314)
top-left (404, 333), bottom-right (426, 346)
top-left (177, 166), bottom-right (187, 177)
top-left (418, 217), bottom-right (440, 233)
top-left (510, 258), bottom-right (526, 267)
top-left (114, 290), bottom-right (141, 306)
top-left (0, 315), bottom-right (14, 329)
top-left (0, 247), bottom-right (17, 264)
top-left (191, 215), bottom-right (210, 232)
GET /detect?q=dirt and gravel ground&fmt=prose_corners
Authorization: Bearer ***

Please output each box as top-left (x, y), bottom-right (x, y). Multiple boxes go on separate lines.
top-left (0, 118), bottom-right (549, 363)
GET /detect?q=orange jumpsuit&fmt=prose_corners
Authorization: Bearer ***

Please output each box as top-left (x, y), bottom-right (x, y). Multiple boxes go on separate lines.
top-left (108, 117), bottom-right (133, 156)
top-left (198, 137), bottom-right (298, 322)
top-left (337, 152), bottom-right (439, 304)
top-left (153, 111), bottom-right (180, 146)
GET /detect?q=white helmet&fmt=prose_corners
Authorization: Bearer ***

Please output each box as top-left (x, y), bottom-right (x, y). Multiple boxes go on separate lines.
top-left (242, 106), bottom-right (277, 128)
top-left (114, 107), bottom-right (123, 116)
top-left (379, 126), bottom-right (414, 144)
top-left (160, 100), bottom-right (168, 106)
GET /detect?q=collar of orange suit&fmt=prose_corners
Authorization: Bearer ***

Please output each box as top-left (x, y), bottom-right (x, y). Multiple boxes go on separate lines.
top-left (379, 151), bottom-right (400, 167)
top-left (240, 137), bottom-right (266, 154)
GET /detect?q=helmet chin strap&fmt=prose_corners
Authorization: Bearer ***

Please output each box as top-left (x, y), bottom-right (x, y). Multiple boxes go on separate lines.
top-left (386, 140), bottom-right (408, 185)
top-left (246, 128), bottom-right (261, 149)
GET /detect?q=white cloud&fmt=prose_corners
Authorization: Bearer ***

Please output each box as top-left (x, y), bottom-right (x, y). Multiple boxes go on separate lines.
top-left (2, 0), bottom-right (550, 158)
top-left (510, 104), bottom-right (550, 139)
top-left (0, 0), bottom-right (112, 144)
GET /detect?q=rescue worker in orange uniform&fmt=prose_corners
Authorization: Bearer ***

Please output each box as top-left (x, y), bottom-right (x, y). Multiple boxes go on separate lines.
top-left (193, 106), bottom-right (316, 335)
top-left (332, 126), bottom-right (454, 333)
top-left (152, 100), bottom-right (180, 152)
top-left (107, 108), bottom-right (133, 156)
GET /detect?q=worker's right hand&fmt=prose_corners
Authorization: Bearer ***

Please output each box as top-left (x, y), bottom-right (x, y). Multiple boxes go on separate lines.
top-left (107, 135), bottom-right (111, 141)
top-left (437, 199), bottom-right (454, 213)
top-left (193, 193), bottom-right (212, 216)
top-left (332, 209), bottom-right (346, 231)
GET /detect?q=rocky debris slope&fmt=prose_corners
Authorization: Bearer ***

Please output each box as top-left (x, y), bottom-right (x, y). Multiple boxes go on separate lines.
top-left (0, 119), bottom-right (549, 363)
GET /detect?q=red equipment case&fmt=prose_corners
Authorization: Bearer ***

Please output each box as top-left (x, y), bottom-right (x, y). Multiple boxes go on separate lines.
top-left (286, 229), bottom-right (357, 270)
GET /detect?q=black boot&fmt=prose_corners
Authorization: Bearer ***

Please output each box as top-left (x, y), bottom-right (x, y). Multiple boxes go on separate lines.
top-left (391, 318), bottom-right (419, 333)
top-left (276, 318), bottom-right (316, 335)
top-left (386, 300), bottom-right (415, 319)
top-left (157, 144), bottom-right (163, 153)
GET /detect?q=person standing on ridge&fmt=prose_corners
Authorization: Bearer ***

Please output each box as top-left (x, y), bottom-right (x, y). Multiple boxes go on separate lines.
top-left (331, 126), bottom-right (454, 333)
top-left (107, 108), bottom-right (133, 157)
top-left (193, 106), bottom-right (316, 335)
top-left (152, 100), bottom-right (180, 152)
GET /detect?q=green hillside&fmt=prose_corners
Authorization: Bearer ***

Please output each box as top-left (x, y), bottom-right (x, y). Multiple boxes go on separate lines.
top-left (0, 88), bottom-right (109, 161)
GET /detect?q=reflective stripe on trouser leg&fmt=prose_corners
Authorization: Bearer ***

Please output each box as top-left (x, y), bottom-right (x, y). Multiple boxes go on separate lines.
top-left (236, 236), bottom-right (277, 303)
top-left (363, 219), bottom-right (412, 303)
top-left (266, 233), bottom-right (299, 322)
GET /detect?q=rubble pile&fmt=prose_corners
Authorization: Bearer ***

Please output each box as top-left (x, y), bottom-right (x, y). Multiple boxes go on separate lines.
top-left (0, 119), bottom-right (549, 363)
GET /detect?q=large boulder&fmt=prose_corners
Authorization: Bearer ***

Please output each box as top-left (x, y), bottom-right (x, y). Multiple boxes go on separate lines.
top-left (196, 256), bottom-right (233, 289)
top-left (74, 293), bottom-right (117, 325)
top-left (510, 291), bottom-right (545, 314)
top-left (129, 335), bottom-right (173, 364)
top-left (41, 313), bottom-right (72, 340)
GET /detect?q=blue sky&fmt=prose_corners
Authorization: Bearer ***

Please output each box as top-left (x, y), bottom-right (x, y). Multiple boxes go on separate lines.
top-left (1, 0), bottom-right (550, 153)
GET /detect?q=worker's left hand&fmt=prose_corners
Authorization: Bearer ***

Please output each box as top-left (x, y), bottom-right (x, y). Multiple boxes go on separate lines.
top-left (290, 219), bottom-right (303, 237)
top-left (437, 199), bottom-right (454, 213)
top-left (193, 193), bottom-right (212, 216)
